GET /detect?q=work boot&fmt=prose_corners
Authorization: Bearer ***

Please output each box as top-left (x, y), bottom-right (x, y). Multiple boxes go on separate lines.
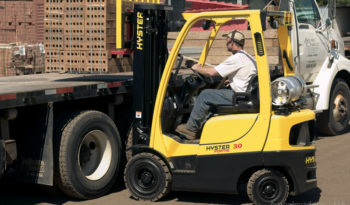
top-left (175, 124), bottom-right (198, 140)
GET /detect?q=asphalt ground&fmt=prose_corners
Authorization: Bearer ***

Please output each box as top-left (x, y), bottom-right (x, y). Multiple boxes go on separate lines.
top-left (0, 133), bottom-right (349, 205)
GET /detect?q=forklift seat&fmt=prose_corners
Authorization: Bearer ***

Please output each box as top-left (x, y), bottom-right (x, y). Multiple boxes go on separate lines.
top-left (210, 74), bottom-right (259, 114)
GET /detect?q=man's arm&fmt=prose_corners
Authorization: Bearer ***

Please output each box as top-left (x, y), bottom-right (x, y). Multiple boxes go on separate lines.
top-left (192, 64), bottom-right (219, 77)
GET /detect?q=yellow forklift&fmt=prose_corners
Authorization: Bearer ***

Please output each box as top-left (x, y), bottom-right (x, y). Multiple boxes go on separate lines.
top-left (125, 4), bottom-right (317, 205)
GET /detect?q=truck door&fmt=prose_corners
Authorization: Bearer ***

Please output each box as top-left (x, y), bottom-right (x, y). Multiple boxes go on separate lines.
top-left (291, 0), bottom-right (328, 83)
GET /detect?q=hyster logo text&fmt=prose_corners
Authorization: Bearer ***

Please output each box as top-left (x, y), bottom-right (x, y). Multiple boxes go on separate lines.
top-left (206, 145), bottom-right (230, 153)
top-left (136, 12), bottom-right (143, 50)
top-left (305, 156), bottom-right (315, 165)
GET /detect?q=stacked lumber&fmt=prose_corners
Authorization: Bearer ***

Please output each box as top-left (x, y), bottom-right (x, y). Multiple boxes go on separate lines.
top-left (44, 0), bottom-right (133, 73)
top-left (168, 29), bottom-right (280, 66)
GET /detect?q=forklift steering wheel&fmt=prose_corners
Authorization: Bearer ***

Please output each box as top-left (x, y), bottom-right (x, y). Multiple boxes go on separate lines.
top-left (190, 68), bottom-right (215, 84)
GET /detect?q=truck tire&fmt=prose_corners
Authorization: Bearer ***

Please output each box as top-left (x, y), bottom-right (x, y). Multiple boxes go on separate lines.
top-left (124, 153), bottom-right (172, 201)
top-left (247, 169), bottom-right (289, 205)
top-left (318, 79), bottom-right (350, 136)
top-left (54, 111), bottom-right (122, 199)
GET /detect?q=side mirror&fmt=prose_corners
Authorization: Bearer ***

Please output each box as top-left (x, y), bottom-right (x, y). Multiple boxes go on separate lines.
top-left (328, 0), bottom-right (336, 20)
top-left (173, 19), bottom-right (186, 31)
top-left (316, 18), bottom-right (332, 33)
top-left (269, 17), bottom-right (279, 29)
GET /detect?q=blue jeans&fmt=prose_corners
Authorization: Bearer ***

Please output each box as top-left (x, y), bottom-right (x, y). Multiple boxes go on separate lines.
top-left (186, 89), bottom-right (235, 132)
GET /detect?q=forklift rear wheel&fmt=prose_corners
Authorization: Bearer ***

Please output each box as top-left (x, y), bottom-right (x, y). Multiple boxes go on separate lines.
top-left (318, 79), bottom-right (350, 136)
top-left (124, 153), bottom-right (172, 201)
top-left (54, 111), bottom-right (122, 199)
top-left (247, 169), bottom-right (289, 205)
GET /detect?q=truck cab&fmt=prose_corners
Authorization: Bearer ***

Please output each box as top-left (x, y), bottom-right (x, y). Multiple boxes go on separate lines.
top-left (279, 0), bottom-right (350, 135)
top-left (282, 0), bottom-right (343, 82)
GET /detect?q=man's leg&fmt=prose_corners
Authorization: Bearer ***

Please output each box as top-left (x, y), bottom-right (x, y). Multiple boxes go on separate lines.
top-left (186, 89), bottom-right (235, 132)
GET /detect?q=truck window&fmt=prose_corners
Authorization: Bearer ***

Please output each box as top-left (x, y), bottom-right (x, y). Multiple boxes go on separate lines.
top-left (294, 0), bottom-right (321, 28)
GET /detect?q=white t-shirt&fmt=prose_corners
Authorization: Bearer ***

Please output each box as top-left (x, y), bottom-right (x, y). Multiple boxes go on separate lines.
top-left (215, 50), bottom-right (257, 92)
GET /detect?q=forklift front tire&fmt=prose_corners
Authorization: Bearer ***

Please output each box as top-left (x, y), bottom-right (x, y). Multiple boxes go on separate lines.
top-left (124, 153), bottom-right (172, 201)
top-left (247, 169), bottom-right (289, 205)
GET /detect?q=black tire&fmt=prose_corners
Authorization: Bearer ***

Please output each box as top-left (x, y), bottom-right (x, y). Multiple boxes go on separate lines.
top-left (124, 153), bottom-right (172, 201)
top-left (318, 79), bottom-right (350, 136)
top-left (54, 110), bottom-right (122, 199)
top-left (247, 169), bottom-right (289, 205)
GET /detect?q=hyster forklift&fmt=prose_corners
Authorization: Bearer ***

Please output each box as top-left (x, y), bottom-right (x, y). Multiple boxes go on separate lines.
top-left (125, 4), bottom-right (317, 205)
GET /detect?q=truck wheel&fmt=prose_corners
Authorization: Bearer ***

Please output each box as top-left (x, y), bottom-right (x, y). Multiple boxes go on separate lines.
top-left (124, 153), bottom-right (171, 201)
top-left (247, 169), bottom-right (289, 205)
top-left (318, 79), bottom-right (350, 136)
top-left (54, 111), bottom-right (122, 199)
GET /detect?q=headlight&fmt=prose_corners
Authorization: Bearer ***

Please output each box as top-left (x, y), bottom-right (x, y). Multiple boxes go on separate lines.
top-left (271, 76), bottom-right (305, 106)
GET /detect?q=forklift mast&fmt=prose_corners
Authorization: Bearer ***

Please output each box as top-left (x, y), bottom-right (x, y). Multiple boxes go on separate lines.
top-left (132, 4), bottom-right (172, 145)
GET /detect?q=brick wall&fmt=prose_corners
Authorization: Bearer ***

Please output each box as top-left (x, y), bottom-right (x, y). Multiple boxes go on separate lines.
top-left (0, 0), bottom-right (44, 44)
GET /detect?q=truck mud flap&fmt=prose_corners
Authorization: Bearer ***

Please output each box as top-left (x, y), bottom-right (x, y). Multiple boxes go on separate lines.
top-left (16, 103), bottom-right (54, 186)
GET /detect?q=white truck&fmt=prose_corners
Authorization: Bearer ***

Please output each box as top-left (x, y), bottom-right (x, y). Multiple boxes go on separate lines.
top-left (274, 0), bottom-right (350, 135)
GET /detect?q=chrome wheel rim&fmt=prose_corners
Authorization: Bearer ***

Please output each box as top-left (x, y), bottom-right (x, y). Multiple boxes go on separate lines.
top-left (333, 94), bottom-right (348, 122)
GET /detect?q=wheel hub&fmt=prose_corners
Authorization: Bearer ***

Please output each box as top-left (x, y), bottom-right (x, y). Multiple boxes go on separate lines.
top-left (79, 144), bottom-right (92, 167)
top-left (78, 130), bottom-right (112, 181)
top-left (262, 185), bottom-right (276, 196)
top-left (333, 94), bottom-right (348, 122)
top-left (260, 180), bottom-right (278, 200)
top-left (140, 171), bottom-right (153, 185)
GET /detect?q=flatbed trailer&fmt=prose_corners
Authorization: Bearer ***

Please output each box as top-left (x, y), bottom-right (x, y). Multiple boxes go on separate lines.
top-left (0, 73), bottom-right (134, 109)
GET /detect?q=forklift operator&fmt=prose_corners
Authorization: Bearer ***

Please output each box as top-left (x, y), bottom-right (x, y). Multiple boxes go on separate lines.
top-left (176, 30), bottom-right (257, 140)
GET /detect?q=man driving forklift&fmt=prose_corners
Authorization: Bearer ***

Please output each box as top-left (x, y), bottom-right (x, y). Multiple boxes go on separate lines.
top-left (125, 6), bottom-right (317, 205)
top-left (176, 30), bottom-right (257, 140)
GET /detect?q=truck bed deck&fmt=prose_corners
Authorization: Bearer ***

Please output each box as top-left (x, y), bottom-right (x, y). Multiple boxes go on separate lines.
top-left (0, 73), bottom-right (133, 110)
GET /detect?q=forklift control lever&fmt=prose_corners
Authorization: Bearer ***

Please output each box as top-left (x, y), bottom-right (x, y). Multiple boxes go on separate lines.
top-left (185, 60), bottom-right (195, 68)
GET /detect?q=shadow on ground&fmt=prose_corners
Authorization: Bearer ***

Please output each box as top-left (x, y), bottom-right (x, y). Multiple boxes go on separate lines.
top-left (316, 124), bottom-right (350, 138)
top-left (287, 188), bottom-right (322, 204)
top-left (0, 181), bottom-right (322, 205)
top-left (161, 191), bottom-right (250, 204)
top-left (0, 181), bottom-right (125, 205)
top-left (158, 187), bottom-right (322, 205)
top-left (0, 166), bottom-right (322, 205)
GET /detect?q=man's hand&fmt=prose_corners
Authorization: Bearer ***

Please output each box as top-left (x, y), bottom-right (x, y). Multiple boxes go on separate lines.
top-left (191, 63), bottom-right (219, 77)
top-left (224, 80), bottom-right (230, 87)
top-left (192, 63), bottom-right (202, 71)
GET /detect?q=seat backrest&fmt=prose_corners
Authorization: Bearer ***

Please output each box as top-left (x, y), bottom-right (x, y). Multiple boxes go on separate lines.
top-left (246, 74), bottom-right (258, 94)
top-left (211, 74), bottom-right (259, 114)
top-left (233, 74), bottom-right (259, 113)
top-left (247, 74), bottom-right (259, 104)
